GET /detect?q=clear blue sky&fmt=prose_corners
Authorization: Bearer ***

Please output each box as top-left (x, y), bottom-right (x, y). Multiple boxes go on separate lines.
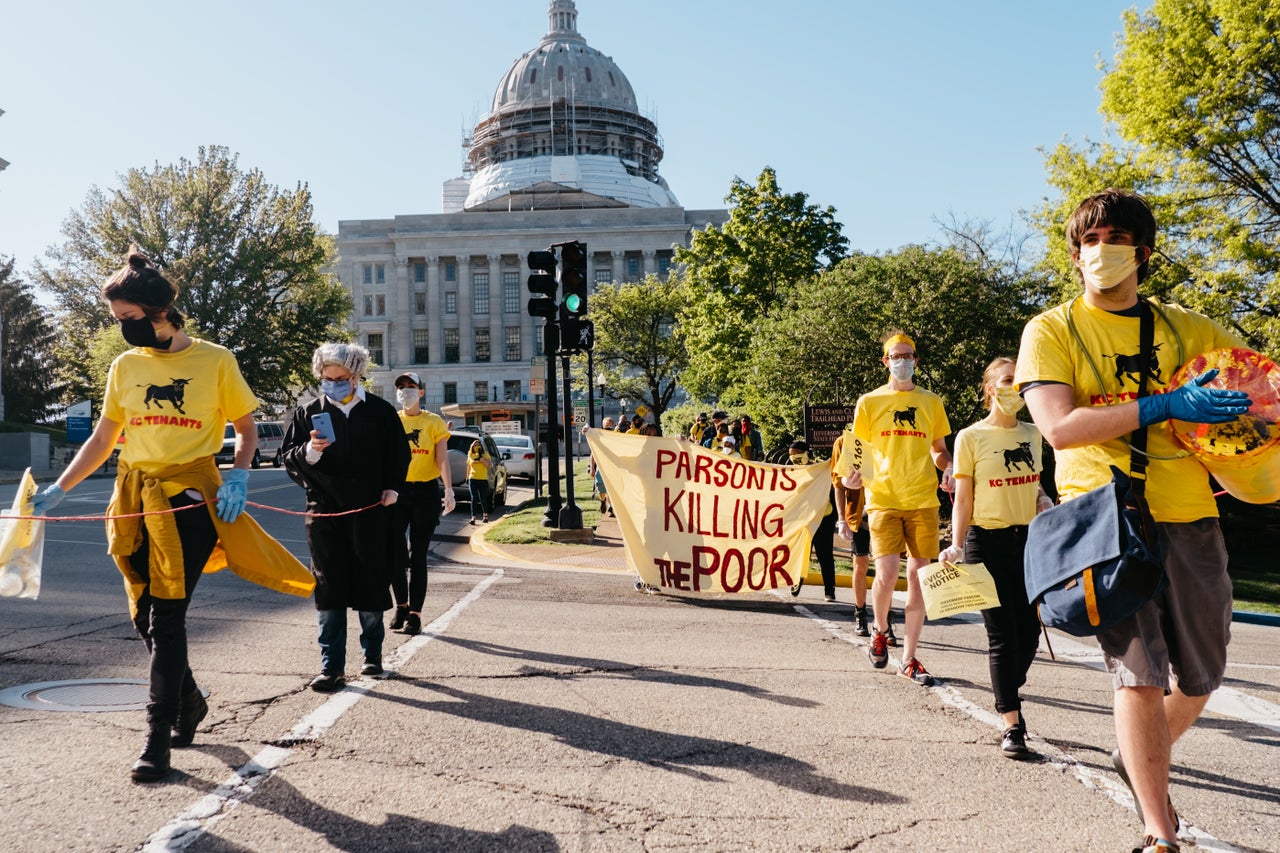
top-left (0, 0), bottom-right (1136, 281)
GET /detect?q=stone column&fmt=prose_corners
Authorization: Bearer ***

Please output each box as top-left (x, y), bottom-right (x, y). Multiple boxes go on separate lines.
top-left (611, 249), bottom-right (626, 283)
top-left (393, 251), bottom-right (411, 368)
top-left (426, 255), bottom-right (441, 365)
top-left (458, 255), bottom-right (473, 363)
top-left (642, 249), bottom-right (656, 277)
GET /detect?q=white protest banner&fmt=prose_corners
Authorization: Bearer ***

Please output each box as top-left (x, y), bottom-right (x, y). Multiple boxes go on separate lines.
top-left (585, 430), bottom-right (831, 594)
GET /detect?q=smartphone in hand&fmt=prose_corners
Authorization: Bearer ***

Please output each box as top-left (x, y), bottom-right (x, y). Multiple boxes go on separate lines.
top-left (311, 412), bottom-right (336, 443)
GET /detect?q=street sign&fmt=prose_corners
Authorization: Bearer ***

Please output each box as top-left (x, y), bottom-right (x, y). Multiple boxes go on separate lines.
top-left (635, 404), bottom-right (649, 418)
top-left (573, 405), bottom-right (587, 426)
top-left (530, 356), bottom-right (547, 396)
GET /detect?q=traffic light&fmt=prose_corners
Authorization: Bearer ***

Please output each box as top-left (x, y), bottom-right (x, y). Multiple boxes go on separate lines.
top-left (559, 240), bottom-right (588, 318)
top-left (527, 249), bottom-right (558, 319)
top-left (559, 315), bottom-right (594, 355)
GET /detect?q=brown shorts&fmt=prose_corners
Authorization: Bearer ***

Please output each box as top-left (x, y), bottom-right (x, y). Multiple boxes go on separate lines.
top-left (869, 507), bottom-right (940, 560)
top-left (1098, 519), bottom-right (1232, 696)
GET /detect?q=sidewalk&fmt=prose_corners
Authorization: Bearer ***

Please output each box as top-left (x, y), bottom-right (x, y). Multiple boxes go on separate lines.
top-left (471, 512), bottom-right (631, 574)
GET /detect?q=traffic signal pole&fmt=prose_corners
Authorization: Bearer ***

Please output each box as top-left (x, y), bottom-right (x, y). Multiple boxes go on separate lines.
top-left (542, 322), bottom-right (562, 526)
top-left (558, 350), bottom-right (582, 529)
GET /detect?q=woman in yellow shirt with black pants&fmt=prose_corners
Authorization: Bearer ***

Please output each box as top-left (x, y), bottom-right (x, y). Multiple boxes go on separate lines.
top-left (942, 356), bottom-right (1053, 760)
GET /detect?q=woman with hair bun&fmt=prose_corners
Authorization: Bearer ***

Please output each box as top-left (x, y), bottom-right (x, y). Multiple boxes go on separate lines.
top-left (30, 245), bottom-right (314, 783)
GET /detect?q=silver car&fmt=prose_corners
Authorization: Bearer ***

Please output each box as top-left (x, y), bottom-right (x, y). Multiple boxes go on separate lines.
top-left (491, 434), bottom-right (536, 481)
top-left (447, 430), bottom-right (509, 507)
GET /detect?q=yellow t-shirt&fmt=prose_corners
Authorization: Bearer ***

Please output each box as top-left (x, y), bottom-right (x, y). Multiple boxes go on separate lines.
top-left (467, 452), bottom-right (490, 481)
top-left (1016, 297), bottom-right (1244, 522)
top-left (853, 384), bottom-right (950, 511)
top-left (399, 410), bottom-right (450, 482)
top-left (104, 339), bottom-right (258, 472)
top-left (954, 420), bottom-right (1044, 529)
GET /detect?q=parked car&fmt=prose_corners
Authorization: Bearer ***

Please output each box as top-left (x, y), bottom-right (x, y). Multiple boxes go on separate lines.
top-left (255, 421), bottom-right (285, 468)
top-left (447, 430), bottom-right (508, 508)
top-left (215, 421), bottom-right (285, 468)
top-left (491, 434), bottom-right (536, 481)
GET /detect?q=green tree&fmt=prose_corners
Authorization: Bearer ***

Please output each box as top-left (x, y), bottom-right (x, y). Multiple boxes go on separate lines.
top-left (739, 246), bottom-right (1050, 442)
top-left (0, 258), bottom-right (62, 423)
top-left (1036, 0), bottom-right (1280, 353)
top-left (588, 274), bottom-right (689, 424)
top-left (675, 167), bottom-right (848, 400)
top-left (35, 145), bottom-right (351, 411)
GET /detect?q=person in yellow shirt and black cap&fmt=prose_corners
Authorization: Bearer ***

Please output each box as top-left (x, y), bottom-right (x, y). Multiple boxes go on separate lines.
top-left (390, 371), bottom-right (453, 636)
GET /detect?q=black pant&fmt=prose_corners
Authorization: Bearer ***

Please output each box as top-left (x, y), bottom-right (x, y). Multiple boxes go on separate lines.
top-left (127, 491), bottom-right (217, 727)
top-left (965, 524), bottom-right (1040, 716)
top-left (815, 492), bottom-right (837, 597)
top-left (392, 479), bottom-right (442, 612)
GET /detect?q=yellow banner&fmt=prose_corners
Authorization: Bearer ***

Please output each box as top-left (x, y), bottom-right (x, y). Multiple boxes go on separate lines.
top-left (585, 431), bottom-right (831, 594)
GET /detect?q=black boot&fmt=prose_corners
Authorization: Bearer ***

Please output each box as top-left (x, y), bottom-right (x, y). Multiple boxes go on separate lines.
top-left (389, 604), bottom-right (409, 631)
top-left (171, 687), bottom-right (208, 748)
top-left (854, 606), bottom-right (870, 637)
top-left (131, 724), bottom-right (172, 782)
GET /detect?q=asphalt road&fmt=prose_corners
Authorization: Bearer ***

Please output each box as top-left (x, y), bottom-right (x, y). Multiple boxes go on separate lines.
top-left (0, 470), bottom-right (1276, 852)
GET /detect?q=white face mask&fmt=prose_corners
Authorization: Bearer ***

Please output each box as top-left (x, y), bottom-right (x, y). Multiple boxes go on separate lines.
top-left (396, 388), bottom-right (421, 409)
top-left (1078, 242), bottom-right (1140, 290)
top-left (888, 359), bottom-right (915, 382)
top-left (994, 386), bottom-right (1025, 416)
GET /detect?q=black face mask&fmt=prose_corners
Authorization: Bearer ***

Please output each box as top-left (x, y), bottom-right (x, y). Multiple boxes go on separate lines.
top-left (119, 317), bottom-right (172, 350)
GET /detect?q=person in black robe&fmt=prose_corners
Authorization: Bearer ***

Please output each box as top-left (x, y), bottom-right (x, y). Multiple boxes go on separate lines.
top-left (282, 343), bottom-right (410, 692)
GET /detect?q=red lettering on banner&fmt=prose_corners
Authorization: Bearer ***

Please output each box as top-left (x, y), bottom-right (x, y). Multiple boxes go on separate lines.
top-left (710, 494), bottom-right (729, 538)
top-left (768, 545), bottom-right (794, 588)
top-left (677, 544), bottom-right (796, 592)
top-left (692, 453), bottom-right (712, 483)
top-left (761, 502), bottom-right (784, 537)
top-left (663, 487), bottom-right (686, 532)
top-left (656, 449), bottom-right (678, 478)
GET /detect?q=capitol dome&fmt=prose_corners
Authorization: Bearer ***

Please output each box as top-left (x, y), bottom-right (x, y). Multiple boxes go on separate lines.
top-left (463, 0), bottom-right (679, 211)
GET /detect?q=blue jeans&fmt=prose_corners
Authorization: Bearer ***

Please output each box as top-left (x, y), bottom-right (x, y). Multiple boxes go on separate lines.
top-left (316, 608), bottom-right (385, 675)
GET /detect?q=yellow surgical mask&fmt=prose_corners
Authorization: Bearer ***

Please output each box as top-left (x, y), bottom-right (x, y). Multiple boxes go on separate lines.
top-left (994, 386), bottom-right (1025, 416)
top-left (1078, 242), bottom-right (1140, 290)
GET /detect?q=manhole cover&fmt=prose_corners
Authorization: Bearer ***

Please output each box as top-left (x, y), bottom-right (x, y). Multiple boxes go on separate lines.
top-left (0, 679), bottom-right (150, 712)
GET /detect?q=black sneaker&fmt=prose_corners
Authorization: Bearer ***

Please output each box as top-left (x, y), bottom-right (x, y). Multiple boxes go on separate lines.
top-left (401, 612), bottom-right (422, 635)
top-left (360, 659), bottom-right (384, 676)
top-left (389, 605), bottom-right (408, 631)
top-left (1001, 723), bottom-right (1033, 760)
top-left (867, 629), bottom-right (889, 669)
top-left (309, 673), bottom-right (346, 693)
top-left (853, 606), bottom-right (870, 637)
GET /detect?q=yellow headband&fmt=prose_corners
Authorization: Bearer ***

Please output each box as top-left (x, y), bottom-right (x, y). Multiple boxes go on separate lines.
top-left (883, 334), bottom-right (916, 355)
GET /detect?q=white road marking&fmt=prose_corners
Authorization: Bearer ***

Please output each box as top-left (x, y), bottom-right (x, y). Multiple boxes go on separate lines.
top-left (139, 568), bottom-right (503, 852)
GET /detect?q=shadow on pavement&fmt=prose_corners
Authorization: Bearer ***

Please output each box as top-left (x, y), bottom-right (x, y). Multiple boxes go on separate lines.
top-left (378, 680), bottom-right (901, 803)
top-left (436, 636), bottom-right (819, 708)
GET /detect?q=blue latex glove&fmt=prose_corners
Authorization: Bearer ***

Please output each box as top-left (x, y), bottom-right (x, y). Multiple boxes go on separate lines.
top-left (30, 485), bottom-right (66, 516)
top-left (1137, 368), bottom-right (1252, 427)
top-left (216, 469), bottom-right (250, 523)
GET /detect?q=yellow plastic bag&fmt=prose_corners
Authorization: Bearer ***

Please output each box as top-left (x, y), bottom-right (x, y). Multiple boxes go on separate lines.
top-left (0, 469), bottom-right (45, 599)
top-left (918, 560), bottom-right (999, 620)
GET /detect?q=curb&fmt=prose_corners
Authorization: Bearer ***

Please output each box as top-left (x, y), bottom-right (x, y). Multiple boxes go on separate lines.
top-left (1233, 610), bottom-right (1280, 626)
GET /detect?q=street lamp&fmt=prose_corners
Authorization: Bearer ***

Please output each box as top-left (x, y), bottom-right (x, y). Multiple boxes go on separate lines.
top-left (596, 372), bottom-right (606, 425)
